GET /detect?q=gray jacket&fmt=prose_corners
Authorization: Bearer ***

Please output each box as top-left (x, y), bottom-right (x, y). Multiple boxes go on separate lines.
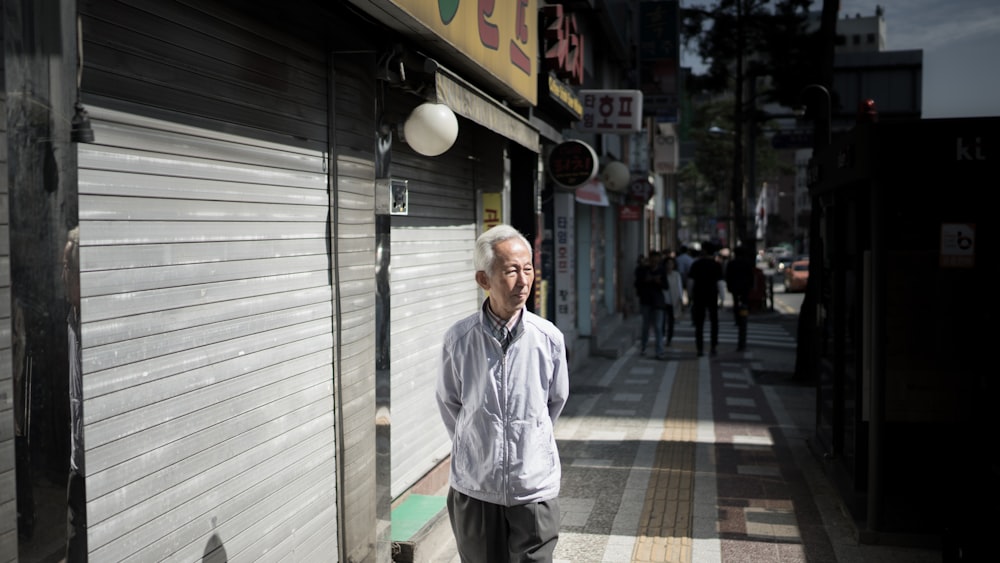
top-left (436, 302), bottom-right (570, 506)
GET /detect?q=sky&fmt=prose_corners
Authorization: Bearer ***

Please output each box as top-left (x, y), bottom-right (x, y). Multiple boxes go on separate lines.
top-left (838, 0), bottom-right (1000, 118)
top-left (681, 0), bottom-right (1000, 118)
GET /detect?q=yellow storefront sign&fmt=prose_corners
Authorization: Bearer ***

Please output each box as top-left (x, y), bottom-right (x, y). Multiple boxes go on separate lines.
top-left (482, 192), bottom-right (502, 232)
top-left (392, 0), bottom-right (537, 106)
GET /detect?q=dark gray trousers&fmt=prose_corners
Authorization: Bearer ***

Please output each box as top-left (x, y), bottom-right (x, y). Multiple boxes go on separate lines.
top-left (447, 488), bottom-right (560, 563)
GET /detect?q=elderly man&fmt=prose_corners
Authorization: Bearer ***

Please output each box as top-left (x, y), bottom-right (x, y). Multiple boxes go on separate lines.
top-left (436, 224), bottom-right (570, 562)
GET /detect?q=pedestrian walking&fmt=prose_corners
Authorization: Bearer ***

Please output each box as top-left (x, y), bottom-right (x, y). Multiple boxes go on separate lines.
top-left (687, 245), bottom-right (724, 356)
top-left (715, 248), bottom-right (730, 308)
top-left (725, 245), bottom-right (757, 351)
top-left (675, 244), bottom-right (694, 307)
top-left (660, 255), bottom-right (684, 348)
top-left (436, 224), bottom-right (569, 563)
top-left (635, 251), bottom-right (666, 359)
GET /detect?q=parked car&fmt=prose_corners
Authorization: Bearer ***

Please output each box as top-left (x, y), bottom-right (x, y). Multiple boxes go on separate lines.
top-left (784, 258), bottom-right (809, 292)
top-left (763, 245), bottom-right (793, 268)
top-left (775, 254), bottom-right (795, 274)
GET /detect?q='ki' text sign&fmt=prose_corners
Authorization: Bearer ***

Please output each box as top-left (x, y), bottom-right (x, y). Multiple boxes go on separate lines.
top-left (578, 90), bottom-right (644, 133)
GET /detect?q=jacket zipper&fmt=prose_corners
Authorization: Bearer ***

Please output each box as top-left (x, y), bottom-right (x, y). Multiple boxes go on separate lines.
top-left (499, 333), bottom-right (509, 505)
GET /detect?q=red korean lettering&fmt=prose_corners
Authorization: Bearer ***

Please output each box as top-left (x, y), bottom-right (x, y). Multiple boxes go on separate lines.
top-left (479, 0), bottom-right (499, 50)
top-left (510, 0), bottom-right (530, 74)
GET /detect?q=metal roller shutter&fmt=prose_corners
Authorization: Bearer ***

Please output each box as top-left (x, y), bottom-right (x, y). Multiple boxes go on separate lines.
top-left (0, 63), bottom-right (14, 561)
top-left (78, 107), bottom-right (338, 562)
top-left (5, 1), bottom-right (383, 560)
top-left (388, 119), bottom-right (505, 498)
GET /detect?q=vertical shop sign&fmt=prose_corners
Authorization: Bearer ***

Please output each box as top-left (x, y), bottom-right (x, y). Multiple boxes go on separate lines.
top-left (654, 123), bottom-right (678, 173)
top-left (482, 192), bottom-right (502, 231)
top-left (553, 192), bottom-right (576, 333)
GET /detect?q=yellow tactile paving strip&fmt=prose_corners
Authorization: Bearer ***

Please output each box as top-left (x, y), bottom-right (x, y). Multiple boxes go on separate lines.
top-left (632, 357), bottom-right (700, 563)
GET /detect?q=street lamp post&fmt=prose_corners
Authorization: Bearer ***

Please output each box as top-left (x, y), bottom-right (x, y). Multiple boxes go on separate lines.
top-left (794, 83), bottom-right (831, 383)
top-left (801, 84), bottom-right (831, 149)
top-left (731, 0), bottom-right (746, 250)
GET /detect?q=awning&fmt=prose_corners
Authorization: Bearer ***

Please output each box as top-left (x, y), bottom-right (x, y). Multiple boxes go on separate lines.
top-left (575, 178), bottom-right (609, 207)
top-left (434, 65), bottom-right (540, 153)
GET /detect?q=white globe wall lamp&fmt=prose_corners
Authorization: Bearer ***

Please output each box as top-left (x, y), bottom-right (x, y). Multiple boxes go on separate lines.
top-left (601, 160), bottom-right (631, 192)
top-left (400, 102), bottom-right (459, 157)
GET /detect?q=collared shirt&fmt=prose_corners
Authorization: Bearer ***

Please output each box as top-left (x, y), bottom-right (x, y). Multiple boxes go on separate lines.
top-left (485, 302), bottom-right (521, 352)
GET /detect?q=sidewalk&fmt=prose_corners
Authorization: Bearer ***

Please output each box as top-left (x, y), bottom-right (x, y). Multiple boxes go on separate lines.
top-left (393, 311), bottom-right (943, 563)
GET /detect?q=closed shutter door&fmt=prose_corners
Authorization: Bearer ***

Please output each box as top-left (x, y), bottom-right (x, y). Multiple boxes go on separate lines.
top-left (78, 107), bottom-right (338, 562)
top-left (0, 70), bottom-right (13, 558)
top-left (388, 120), bottom-right (504, 497)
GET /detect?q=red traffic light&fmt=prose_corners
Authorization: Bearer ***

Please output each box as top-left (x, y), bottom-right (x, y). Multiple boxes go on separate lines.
top-left (857, 99), bottom-right (878, 123)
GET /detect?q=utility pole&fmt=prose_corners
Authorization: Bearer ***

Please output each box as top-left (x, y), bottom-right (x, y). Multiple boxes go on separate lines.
top-left (731, 0), bottom-right (746, 249)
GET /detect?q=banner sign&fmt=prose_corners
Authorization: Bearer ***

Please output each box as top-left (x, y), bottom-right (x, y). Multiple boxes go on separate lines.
top-left (575, 179), bottom-right (609, 207)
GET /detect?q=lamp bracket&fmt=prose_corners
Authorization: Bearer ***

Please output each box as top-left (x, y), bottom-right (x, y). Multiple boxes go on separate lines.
top-left (376, 44), bottom-right (437, 98)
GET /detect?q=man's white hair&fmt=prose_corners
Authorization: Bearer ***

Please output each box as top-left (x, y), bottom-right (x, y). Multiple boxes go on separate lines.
top-left (475, 224), bottom-right (531, 273)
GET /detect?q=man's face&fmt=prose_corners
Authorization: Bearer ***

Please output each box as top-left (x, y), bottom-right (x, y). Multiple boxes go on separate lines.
top-left (477, 238), bottom-right (534, 320)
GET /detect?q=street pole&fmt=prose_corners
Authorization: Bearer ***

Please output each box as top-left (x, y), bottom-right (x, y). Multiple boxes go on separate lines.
top-left (802, 84), bottom-right (831, 147)
top-left (747, 74), bottom-right (757, 250)
top-left (732, 0), bottom-right (746, 250)
top-left (793, 84), bottom-right (830, 383)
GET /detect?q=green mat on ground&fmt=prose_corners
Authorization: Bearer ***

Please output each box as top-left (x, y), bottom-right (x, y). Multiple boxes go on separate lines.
top-left (391, 493), bottom-right (447, 541)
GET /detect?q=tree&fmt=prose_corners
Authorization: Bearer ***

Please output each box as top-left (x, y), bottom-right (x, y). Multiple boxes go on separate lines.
top-left (678, 95), bottom-right (785, 245)
top-left (680, 0), bottom-right (820, 107)
top-left (682, 0), bottom-right (813, 246)
top-left (679, 0), bottom-right (840, 383)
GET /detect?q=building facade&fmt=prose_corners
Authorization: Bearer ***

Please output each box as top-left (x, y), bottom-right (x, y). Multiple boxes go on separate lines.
top-left (0, 1), bottom-right (651, 561)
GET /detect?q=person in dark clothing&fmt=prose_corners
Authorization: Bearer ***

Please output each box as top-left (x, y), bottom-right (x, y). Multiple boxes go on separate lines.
top-left (725, 245), bottom-right (757, 351)
top-left (635, 251), bottom-right (666, 358)
top-left (687, 247), bottom-right (724, 357)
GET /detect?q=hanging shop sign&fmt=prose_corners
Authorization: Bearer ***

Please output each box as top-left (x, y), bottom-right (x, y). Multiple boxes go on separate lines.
top-left (629, 178), bottom-right (654, 203)
top-left (578, 90), bottom-right (643, 133)
top-left (548, 139), bottom-right (598, 188)
top-left (654, 123), bottom-right (678, 174)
